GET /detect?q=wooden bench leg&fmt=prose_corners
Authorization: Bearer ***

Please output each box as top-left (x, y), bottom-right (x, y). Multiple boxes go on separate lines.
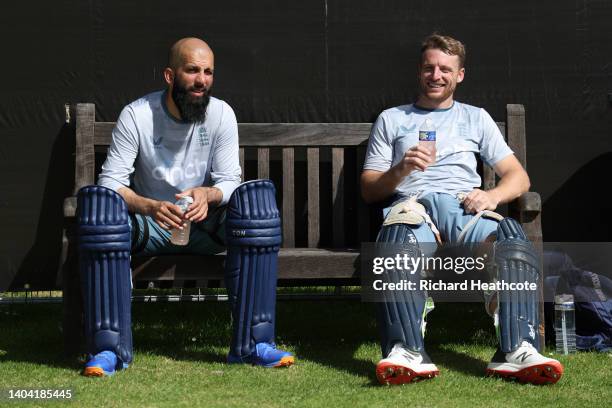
top-left (62, 227), bottom-right (84, 357)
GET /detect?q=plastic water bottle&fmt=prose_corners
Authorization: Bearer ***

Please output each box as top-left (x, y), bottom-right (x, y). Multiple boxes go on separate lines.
top-left (170, 196), bottom-right (194, 246)
top-left (554, 294), bottom-right (576, 354)
top-left (419, 118), bottom-right (436, 162)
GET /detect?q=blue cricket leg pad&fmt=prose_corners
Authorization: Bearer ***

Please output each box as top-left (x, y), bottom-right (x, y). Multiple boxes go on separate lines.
top-left (225, 180), bottom-right (282, 359)
top-left (376, 223), bottom-right (426, 355)
top-left (495, 217), bottom-right (540, 352)
top-left (77, 185), bottom-right (132, 366)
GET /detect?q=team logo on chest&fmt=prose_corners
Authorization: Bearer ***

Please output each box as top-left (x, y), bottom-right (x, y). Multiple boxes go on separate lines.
top-left (198, 127), bottom-right (210, 147)
top-left (399, 124), bottom-right (417, 134)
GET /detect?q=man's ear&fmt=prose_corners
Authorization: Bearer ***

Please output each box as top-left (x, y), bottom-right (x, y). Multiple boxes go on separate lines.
top-left (457, 67), bottom-right (465, 83)
top-left (163, 67), bottom-right (174, 86)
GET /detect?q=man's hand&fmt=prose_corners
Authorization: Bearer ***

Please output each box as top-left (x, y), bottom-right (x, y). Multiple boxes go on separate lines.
top-left (361, 145), bottom-right (435, 204)
top-left (176, 187), bottom-right (221, 223)
top-left (150, 201), bottom-right (185, 230)
top-left (395, 145), bottom-right (435, 177)
top-left (462, 188), bottom-right (500, 214)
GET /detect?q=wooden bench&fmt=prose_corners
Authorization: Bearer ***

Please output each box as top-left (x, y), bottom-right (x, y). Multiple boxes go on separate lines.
top-left (60, 103), bottom-right (544, 353)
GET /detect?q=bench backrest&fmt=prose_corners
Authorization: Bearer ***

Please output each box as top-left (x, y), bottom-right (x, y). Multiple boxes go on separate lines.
top-left (73, 103), bottom-right (527, 249)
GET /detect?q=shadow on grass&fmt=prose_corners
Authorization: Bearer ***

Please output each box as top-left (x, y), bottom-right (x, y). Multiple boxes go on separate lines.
top-left (130, 302), bottom-right (231, 364)
top-left (0, 299), bottom-right (496, 380)
top-left (427, 345), bottom-right (489, 376)
top-left (276, 300), bottom-right (380, 381)
top-left (423, 301), bottom-right (494, 377)
top-left (0, 304), bottom-right (82, 371)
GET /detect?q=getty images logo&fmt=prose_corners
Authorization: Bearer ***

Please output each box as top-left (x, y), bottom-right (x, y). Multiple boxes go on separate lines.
top-left (152, 161), bottom-right (207, 184)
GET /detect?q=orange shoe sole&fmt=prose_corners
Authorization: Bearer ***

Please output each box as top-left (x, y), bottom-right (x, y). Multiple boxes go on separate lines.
top-left (486, 361), bottom-right (564, 385)
top-left (83, 366), bottom-right (106, 377)
top-left (274, 356), bottom-right (295, 368)
top-left (376, 362), bottom-right (439, 385)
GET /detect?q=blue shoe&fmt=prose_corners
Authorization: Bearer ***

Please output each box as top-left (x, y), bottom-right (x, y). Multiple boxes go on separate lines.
top-left (228, 343), bottom-right (295, 368)
top-left (83, 351), bottom-right (118, 377)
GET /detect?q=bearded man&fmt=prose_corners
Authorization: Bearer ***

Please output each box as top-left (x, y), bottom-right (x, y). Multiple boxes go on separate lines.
top-left (76, 38), bottom-right (294, 376)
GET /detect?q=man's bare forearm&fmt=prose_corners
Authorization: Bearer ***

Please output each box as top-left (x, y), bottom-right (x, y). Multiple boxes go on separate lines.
top-left (117, 186), bottom-right (160, 216)
top-left (361, 145), bottom-right (435, 204)
top-left (361, 167), bottom-right (405, 204)
top-left (117, 186), bottom-right (223, 216)
top-left (488, 169), bottom-right (530, 205)
top-left (204, 187), bottom-right (223, 206)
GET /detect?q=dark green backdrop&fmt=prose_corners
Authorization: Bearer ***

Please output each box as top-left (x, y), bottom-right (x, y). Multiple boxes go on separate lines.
top-left (2, 0), bottom-right (611, 290)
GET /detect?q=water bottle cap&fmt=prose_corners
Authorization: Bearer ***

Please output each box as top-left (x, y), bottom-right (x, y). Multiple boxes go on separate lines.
top-left (176, 196), bottom-right (194, 204)
top-left (175, 196), bottom-right (194, 212)
top-left (554, 294), bottom-right (574, 305)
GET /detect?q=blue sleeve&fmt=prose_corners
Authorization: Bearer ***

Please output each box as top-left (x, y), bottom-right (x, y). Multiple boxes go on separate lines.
top-left (97, 106), bottom-right (139, 192)
top-left (363, 112), bottom-right (393, 172)
top-left (479, 108), bottom-right (513, 167)
top-left (210, 102), bottom-right (242, 205)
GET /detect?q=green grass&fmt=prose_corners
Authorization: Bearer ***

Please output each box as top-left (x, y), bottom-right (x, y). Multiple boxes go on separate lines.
top-left (0, 300), bottom-right (610, 407)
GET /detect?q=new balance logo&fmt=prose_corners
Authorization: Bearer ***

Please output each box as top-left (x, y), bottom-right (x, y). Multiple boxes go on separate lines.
top-left (515, 352), bottom-right (532, 363)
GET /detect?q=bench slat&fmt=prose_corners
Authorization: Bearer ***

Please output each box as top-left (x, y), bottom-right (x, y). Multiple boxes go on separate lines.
top-left (332, 147), bottom-right (345, 248)
top-left (307, 148), bottom-right (320, 247)
top-left (356, 145), bottom-right (370, 242)
top-left (132, 249), bottom-right (360, 280)
top-left (282, 147), bottom-right (295, 247)
top-left (93, 122), bottom-right (371, 146)
top-left (76, 104), bottom-right (96, 191)
top-left (257, 148), bottom-right (270, 179)
top-left (506, 105), bottom-right (527, 169)
top-left (482, 122), bottom-right (505, 190)
top-left (92, 122), bottom-right (506, 148)
top-left (483, 165), bottom-right (496, 191)
top-left (239, 148), bottom-right (245, 182)
top-left (239, 123), bottom-right (371, 146)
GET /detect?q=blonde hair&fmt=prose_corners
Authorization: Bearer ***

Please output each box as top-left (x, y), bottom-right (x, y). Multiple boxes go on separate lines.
top-left (420, 34), bottom-right (466, 68)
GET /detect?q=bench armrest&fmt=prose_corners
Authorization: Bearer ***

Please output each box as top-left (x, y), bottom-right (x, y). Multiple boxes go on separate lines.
top-left (509, 191), bottom-right (543, 245)
top-left (514, 191), bottom-right (541, 214)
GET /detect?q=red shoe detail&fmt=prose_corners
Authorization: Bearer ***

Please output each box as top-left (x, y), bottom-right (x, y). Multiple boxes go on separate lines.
top-left (487, 361), bottom-right (564, 385)
top-left (376, 361), bottom-right (439, 385)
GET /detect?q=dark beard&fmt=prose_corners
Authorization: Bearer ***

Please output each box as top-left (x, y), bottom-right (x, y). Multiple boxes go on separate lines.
top-left (171, 80), bottom-right (212, 123)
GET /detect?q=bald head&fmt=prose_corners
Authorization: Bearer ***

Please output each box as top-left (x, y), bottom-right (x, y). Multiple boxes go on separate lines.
top-left (168, 37), bottom-right (213, 70)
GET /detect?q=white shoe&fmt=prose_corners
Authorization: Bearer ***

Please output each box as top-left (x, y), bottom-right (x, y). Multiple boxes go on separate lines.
top-left (376, 343), bottom-right (439, 385)
top-left (486, 341), bottom-right (564, 385)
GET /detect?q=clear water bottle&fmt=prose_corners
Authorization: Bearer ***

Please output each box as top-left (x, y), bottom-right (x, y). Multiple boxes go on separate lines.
top-left (170, 196), bottom-right (194, 246)
top-left (419, 118), bottom-right (436, 162)
top-left (554, 294), bottom-right (576, 354)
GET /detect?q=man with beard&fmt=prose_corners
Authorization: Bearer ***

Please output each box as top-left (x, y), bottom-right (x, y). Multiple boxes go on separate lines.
top-left (77, 38), bottom-right (294, 376)
top-left (361, 34), bottom-right (563, 385)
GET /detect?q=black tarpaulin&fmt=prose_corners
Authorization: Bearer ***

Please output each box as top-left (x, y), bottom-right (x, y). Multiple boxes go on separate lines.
top-left (1, 0), bottom-right (611, 290)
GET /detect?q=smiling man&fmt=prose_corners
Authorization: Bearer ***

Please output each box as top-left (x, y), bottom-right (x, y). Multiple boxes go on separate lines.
top-left (76, 38), bottom-right (294, 377)
top-left (361, 34), bottom-right (563, 385)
